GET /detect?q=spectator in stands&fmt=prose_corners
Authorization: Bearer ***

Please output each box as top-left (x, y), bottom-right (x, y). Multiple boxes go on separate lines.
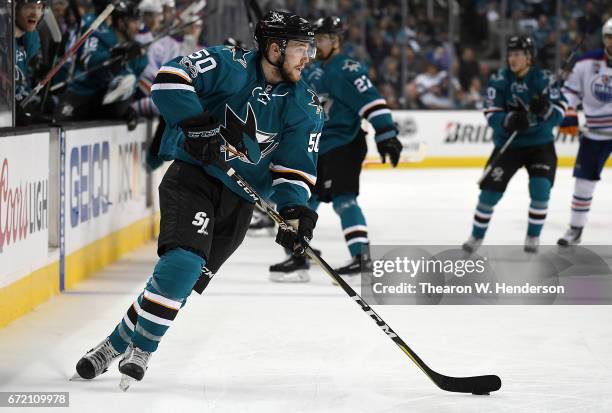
top-left (458, 47), bottom-right (479, 92)
top-left (379, 55), bottom-right (401, 91)
top-left (413, 61), bottom-right (456, 109)
top-left (460, 76), bottom-right (484, 109)
top-left (578, 1), bottom-right (604, 49)
top-left (14, 0), bottom-right (45, 126)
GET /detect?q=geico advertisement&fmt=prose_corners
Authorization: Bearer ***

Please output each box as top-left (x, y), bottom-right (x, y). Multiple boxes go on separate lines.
top-left (0, 133), bottom-right (50, 287)
top-left (64, 123), bottom-right (148, 253)
top-left (365, 110), bottom-right (585, 161)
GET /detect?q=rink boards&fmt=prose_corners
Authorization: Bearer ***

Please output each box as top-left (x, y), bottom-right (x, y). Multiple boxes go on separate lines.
top-left (0, 121), bottom-right (161, 327)
top-left (363, 110), bottom-right (611, 168)
top-left (1, 110), bottom-right (610, 328)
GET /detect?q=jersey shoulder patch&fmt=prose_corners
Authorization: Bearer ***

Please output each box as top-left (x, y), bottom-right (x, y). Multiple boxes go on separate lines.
top-left (489, 68), bottom-right (508, 85)
top-left (219, 44), bottom-right (255, 70)
top-left (340, 58), bottom-right (363, 73)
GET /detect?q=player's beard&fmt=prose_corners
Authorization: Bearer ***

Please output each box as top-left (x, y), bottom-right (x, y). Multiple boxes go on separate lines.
top-left (280, 60), bottom-right (302, 83)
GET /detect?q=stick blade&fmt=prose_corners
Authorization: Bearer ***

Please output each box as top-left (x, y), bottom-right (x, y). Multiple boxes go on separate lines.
top-left (436, 374), bottom-right (502, 395)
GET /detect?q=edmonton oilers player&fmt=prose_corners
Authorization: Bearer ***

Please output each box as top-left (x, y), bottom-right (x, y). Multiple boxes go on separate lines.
top-left (269, 16), bottom-right (402, 282)
top-left (463, 36), bottom-right (566, 254)
top-left (74, 11), bottom-right (323, 390)
top-left (558, 18), bottom-right (612, 246)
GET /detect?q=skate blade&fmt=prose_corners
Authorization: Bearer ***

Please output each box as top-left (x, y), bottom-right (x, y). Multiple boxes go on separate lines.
top-left (269, 270), bottom-right (310, 283)
top-left (119, 374), bottom-right (135, 392)
top-left (69, 373), bottom-right (86, 381)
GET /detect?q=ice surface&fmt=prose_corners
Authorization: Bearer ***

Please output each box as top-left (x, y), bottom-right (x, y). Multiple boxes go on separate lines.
top-left (1, 169), bottom-right (611, 412)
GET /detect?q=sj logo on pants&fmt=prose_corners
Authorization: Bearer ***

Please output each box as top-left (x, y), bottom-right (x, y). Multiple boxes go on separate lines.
top-left (192, 212), bottom-right (210, 235)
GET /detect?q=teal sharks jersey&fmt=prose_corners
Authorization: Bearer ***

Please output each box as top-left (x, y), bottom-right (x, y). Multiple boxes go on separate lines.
top-left (69, 16), bottom-right (146, 96)
top-left (483, 67), bottom-right (567, 148)
top-left (151, 45), bottom-right (324, 209)
top-left (303, 54), bottom-right (396, 154)
top-left (15, 31), bottom-right (40, 103)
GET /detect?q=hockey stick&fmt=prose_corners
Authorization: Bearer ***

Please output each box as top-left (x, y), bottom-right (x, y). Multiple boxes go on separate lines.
top-left (20, 3), bottom-right (116, 107)
top-left (477, 130), bottom-right (517, 185)
top-left (40, 7), bottom-right (63, 110)
top-left (220, 153), bottom-right (501, 395)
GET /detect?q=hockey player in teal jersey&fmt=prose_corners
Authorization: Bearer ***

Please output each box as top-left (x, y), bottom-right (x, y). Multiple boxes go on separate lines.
top-left (54, 0), bottom-right (146, 128)
top-left (14, 0), bottom-right (44, 125)
top-left (463, 36), bottom-right (567, 254)
top-left (269, 16), bottom-right (402, 282)
top-left (74, 10), bottom-right (323, 390)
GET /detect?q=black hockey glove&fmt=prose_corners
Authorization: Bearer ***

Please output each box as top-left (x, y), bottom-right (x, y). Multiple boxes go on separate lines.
top-left (529, 95), bottom-right (552, 119)
top-left (180, 111), bottom-right (224, 165)
top-left (503, 111), bottom-right (529, 133)
top-left (376, 136), bottom-right (403, 167)
top-left (275, 206), bottom-right (318, 256)
top-left (109, 42), bottom-right (144, 73)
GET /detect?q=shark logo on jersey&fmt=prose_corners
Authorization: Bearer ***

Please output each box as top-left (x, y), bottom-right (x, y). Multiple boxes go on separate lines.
top-left (508, 94), bottom-right (529, 112)
top-left (342, 59), bottom-right (361, 72)
top-left (508, 95), bottom-right (537, 127)
top-left (220, 102), bottom-right (278, 163)
top-left (307, 89), bottom-right (323, 116)
top-left (223, 45), bottom-right (252, 69)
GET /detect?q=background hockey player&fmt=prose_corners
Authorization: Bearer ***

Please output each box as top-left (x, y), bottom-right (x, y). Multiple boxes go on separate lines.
top-left (54, 0), bottom-right (146, 128)
top-left (558, 18), bottom-right (612, 246)
top-left (74, 10), bottom-right (323, 390)
top-left (463, 36), bottom-right (567, 254)
top-left (14, 0), bottom-right (45, 125)
top-left (269, 16), bottom-right (402, 282)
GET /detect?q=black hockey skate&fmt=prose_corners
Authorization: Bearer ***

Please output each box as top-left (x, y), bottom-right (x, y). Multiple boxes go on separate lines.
top-left (269, 255), bottom-right (310, 283)
top-left (335, 254), bottom-right (372, 276)
top-left (524, 235), bottom-right (540, 253)
top-left (118, 344), bottom-right (152, 391)
top-left (248, 210), bottom-right (275, 237)
top-left (557, 226), bottom-right (583, 246)
top-left (462, 236), bottom-right (483, 254)
top-left (74, 337), bottom-right (121, 380)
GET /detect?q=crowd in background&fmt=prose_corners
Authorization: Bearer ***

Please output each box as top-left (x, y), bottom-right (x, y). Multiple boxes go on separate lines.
top-left (7, 0), bottom-right (612, 128)
top-left (270, 0), bottom-right (612, 110)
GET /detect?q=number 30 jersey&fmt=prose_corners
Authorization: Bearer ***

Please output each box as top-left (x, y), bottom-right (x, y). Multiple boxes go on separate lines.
top-left (303, 54), bottom-right (396, 155)
top-left (151, 45), bottom-right (324, 210)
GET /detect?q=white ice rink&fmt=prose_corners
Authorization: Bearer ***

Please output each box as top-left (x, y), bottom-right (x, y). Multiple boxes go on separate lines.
top-left (1, 168), bottom-right (611, 412)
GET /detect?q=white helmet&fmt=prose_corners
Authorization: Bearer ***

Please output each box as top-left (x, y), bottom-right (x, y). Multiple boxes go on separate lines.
top-left (603, 18), bottom-right (612, 37)
top-left (138, 0), bottom-right (163, 14)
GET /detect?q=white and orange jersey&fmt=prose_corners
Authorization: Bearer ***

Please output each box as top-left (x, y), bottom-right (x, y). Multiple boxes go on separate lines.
top-left (563, 49), bottom-right (612, 140)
